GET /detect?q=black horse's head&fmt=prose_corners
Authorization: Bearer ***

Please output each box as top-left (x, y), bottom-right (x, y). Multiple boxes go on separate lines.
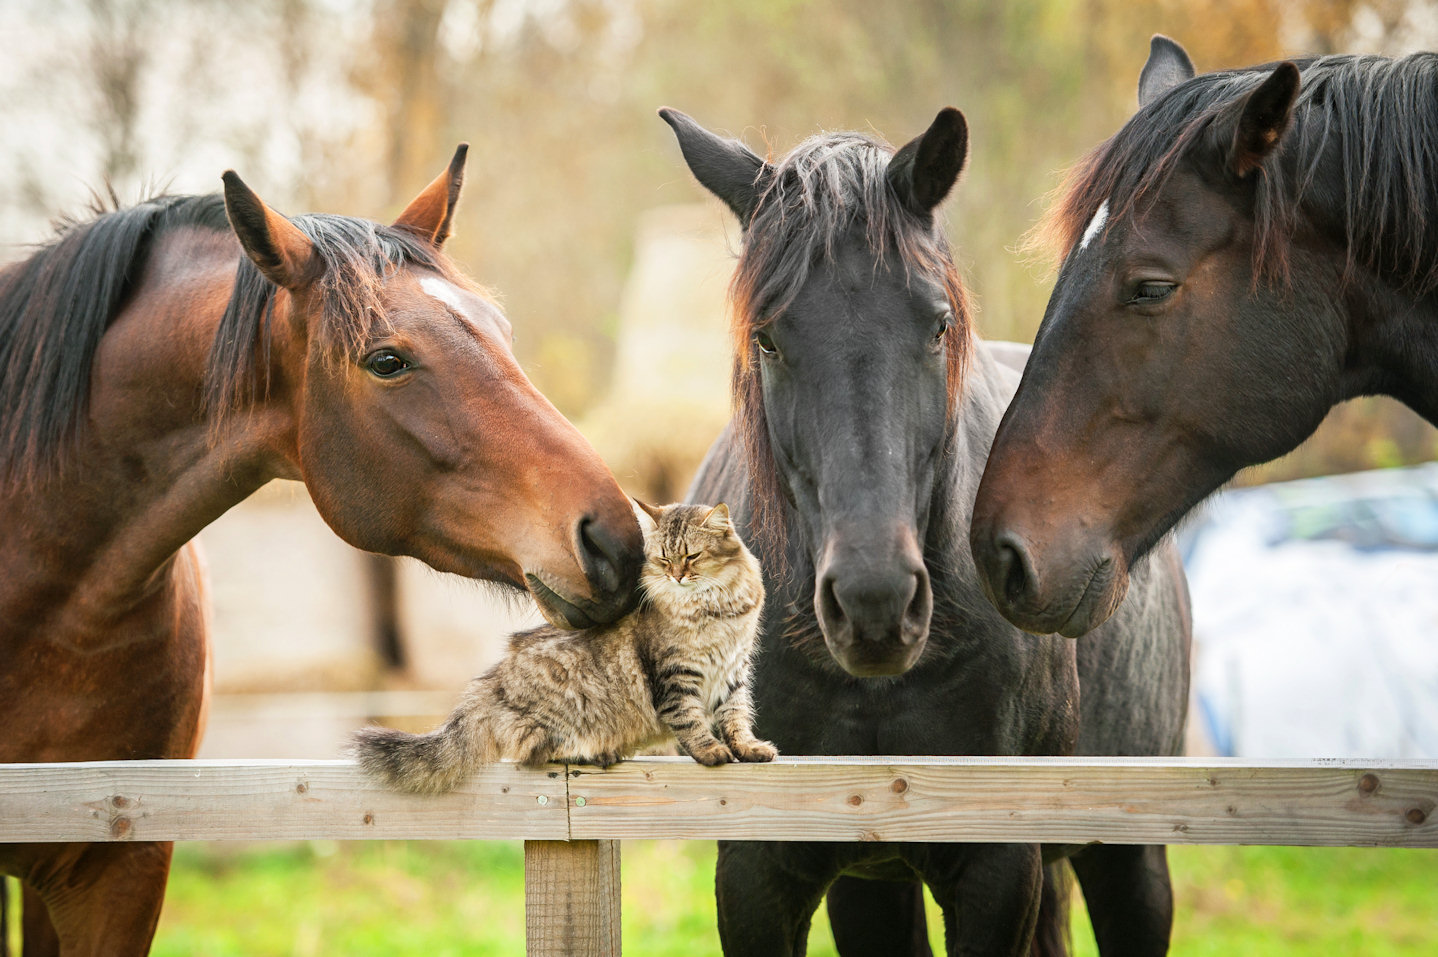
top-left (662, 107), bottom-right (971, 676)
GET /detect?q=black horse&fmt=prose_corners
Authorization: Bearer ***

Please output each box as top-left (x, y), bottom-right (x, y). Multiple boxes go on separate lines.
top-left (973, 37), bottom-right (1438, 638)
top-left (661, 107), bottom-right (1191, 957)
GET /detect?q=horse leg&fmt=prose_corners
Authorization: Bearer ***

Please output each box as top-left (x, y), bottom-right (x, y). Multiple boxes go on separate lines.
top-left (716, 840), bottom-right (838, 957)
top-left (826, 876), bottom-right (933, 957)
top-left (1068, 845), bottom-right (1172, 957)
top-left (921, 843), bottom-right (1043, 957)
top-left (19, 883), bottom-right (59, 957)
top-left (24, 842), bottom-right (172, 957)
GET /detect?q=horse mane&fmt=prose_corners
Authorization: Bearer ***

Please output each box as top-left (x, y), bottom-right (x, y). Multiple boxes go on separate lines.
top-left (0, 194), bottom-right (229, 486)
top-left (0, 191), bottom-right (448, 487)
top-left (1033, 53), bottom-right (1438, 294)
top-left (730, 130), bottom-right (973, 567)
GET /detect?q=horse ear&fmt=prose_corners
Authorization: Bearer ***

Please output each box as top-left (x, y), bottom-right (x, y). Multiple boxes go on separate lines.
top-left (1229, 62), bottom-right (1301, 177)
top-left (1138, 35), bottom-right (1196, 108)
top-left (658, 107), bottom-right (771, 225)
top-left (393, 143), bottom-right (468, 247)
top-left (222, 171), bottom-right (319, 291)
top-left (888, 107), bottom-right (969, 216)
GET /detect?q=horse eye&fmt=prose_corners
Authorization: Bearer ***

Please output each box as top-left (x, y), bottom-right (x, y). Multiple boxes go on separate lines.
top-left (365, 351), bottom-right (411, 378)
top-left (755, 331), bottom-right (778, 357)
top-left (1129, 281), bottom-right (1177, 305)
top-left (934, 317), bottom-right (951, 342)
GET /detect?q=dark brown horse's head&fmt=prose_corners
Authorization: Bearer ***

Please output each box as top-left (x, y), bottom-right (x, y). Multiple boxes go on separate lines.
top-left (219, 149), bottom-right (643, 628)
top-left (662, 108), bottom-right (971, 676)
top-left (971, 38), bottom-right (1402, 637)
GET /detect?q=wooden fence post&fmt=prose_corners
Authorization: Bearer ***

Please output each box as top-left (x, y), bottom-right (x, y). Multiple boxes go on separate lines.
top-left (524, 839), bottom-right (621, 956)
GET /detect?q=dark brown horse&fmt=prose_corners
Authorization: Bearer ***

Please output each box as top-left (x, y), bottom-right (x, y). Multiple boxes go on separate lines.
top-left (972, 36), bottom-right (1438, 636)
top-left (0, 148), bottom-right (643, 955)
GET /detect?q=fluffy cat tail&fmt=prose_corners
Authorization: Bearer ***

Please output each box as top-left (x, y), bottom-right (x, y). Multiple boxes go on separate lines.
top-left (352, 717), bottom-right (482, 795)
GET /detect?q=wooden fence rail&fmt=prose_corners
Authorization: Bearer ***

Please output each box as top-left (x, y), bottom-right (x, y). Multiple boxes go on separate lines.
top-left (3, 756), bottom-right (1436, 955)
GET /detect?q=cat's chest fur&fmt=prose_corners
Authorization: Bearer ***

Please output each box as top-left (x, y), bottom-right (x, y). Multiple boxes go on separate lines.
top-left (644, 582), bottom-right (762, 709)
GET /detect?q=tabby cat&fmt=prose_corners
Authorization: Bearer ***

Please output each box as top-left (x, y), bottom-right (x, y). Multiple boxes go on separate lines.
top-left (353, 501), bottom-right (776, 794)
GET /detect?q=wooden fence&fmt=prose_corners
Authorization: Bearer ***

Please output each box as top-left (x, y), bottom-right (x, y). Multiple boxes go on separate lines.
top-left (3, 756), bottom-right (1436, 955)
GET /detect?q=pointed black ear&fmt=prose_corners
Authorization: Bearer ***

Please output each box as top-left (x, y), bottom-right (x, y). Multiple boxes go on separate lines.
top-left (887, 107), bottom-right (968, 217)
top-left (658, 107), bottom-right (771, 224)
top-left (1138, 35), bottom-right (1196, 108)
top-left (222, 171), bottom-right (319, 290)
top-left (393, 143), bottom-right (468, 247)
top-left (1230, 62), bottom-right (1301, 177)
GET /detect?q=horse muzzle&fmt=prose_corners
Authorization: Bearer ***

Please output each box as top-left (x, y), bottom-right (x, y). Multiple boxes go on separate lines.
top-left (814, 528), bottom-right (933, 677)
top-left (970, 521), bottom-right (1130, 638)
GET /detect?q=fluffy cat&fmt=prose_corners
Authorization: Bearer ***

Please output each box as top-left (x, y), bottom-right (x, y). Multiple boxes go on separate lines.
top-left (353, 501), bottom-right (776, 794)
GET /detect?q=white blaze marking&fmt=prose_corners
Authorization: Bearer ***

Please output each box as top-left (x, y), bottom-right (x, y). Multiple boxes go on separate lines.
top-left (420, 276), bottom-right (469, 316)
top-left (1078, 198), bottom-right (1109, 251)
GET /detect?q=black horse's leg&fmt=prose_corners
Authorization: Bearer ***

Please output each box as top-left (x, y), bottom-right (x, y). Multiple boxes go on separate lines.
top-left (716, 841), bottom-right (838, 957)
top-left (922, 843), bottom-right (1043, 957)
top-left (826, 877), bottom-right (934, 957)
top-left (1069, 845), bottom-right (1172, 957)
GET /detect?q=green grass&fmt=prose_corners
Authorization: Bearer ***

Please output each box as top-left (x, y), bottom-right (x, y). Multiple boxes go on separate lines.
top-left (139, 842), bottom-right (1435, 955)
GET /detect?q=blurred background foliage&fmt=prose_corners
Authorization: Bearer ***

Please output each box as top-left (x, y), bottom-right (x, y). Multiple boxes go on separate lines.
top-left (1, 0), bottom-right (1435, 487)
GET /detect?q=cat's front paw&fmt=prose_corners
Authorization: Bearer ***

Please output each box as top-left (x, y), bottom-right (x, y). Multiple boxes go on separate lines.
top-left (732, 739), bottom-right (778, 763)
top-left (590, 751), bottom-right (624, 769)
top-left (686, 742), bottom-right (736, 766)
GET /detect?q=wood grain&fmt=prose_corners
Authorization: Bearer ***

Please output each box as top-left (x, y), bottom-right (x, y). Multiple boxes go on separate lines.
top-left (1, 757), bottom-right (1434, 847)
top-left (565, 756), bottom-right (1438, 847)
top-left (0, 759), bottom-right (568, 842)
top-left (525, 840), bottom-right (621, 956)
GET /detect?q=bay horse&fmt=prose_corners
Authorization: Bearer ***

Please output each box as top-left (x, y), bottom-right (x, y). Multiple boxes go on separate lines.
top-left (0, 148), bottom-right (644, 956)
top-left (661, 108), bottom-right (1190, 956)
top-left (972, 36), bottom-right (1438, 637)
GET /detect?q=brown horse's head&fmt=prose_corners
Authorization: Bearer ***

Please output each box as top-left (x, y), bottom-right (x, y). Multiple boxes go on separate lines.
top-left (217, 148), bottom-right (642, 627)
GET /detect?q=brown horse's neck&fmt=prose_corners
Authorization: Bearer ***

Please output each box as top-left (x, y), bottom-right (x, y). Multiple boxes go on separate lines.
top-left (1, 227), bottom-right (298, 650)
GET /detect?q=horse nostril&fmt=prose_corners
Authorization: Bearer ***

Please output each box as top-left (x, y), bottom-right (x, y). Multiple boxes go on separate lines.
top-left (576, 515), bottom-right (621, 594)
top-left (994, 532), bottom-right (1036, 607)
top-left (903, 567), bottom-right (931, 639)
top-left (817, 573), bottom-right (844, 631)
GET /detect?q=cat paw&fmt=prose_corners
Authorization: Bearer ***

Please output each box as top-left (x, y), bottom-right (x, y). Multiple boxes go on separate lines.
top-left (733, 740), bottom-right (778, 763)
top-left (687, 743), bottom-right (736, 766)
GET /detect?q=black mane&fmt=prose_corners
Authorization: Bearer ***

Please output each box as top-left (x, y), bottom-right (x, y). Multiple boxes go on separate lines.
top-left (0, 192), bottom-right (444, 486)
top-left (0, 194), bottom-right (227, 486)
top-left (1051, 53), bottom-right (1438, 293)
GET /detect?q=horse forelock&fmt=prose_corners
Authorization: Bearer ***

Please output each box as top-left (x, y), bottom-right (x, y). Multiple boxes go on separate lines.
top-left (728, 130), bottom-right (973, 572)
top-left (1030, 53), bottom-right (1438, 295)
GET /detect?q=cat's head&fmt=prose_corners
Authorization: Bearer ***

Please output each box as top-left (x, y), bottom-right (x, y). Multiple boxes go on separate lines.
top-left (634, 500), bottom-right (750, 592)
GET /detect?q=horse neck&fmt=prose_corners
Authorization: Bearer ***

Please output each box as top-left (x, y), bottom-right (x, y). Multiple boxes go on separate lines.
top-left (1345, 273), bottom-right (1438, 424)
top-left (1, 228), bottom-right (297, 642)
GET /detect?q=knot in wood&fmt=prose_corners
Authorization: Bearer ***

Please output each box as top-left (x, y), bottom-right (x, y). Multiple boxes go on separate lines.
top-left (890, 778), bottom-right (909, 794)
top-left (1406, 807), bottom-right (1428, 826)
top-left (295, 782), bottom-right (308, 794)
top-left (109, 817), bottom-right (132, 839)
top-left (1358, 773), bottom-right (1380, 795)
top-left (363, 812), bottom-right (375, 825)
top-left (110, 794), bottom-right (129, 809)
top-left (847, 794), bottom-right (863, 807)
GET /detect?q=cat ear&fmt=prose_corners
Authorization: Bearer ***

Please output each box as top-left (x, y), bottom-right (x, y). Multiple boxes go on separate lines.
top-left (701, 503), bottom-right (732, 531)
top-left (631, 497), bottom-right (661, 534)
